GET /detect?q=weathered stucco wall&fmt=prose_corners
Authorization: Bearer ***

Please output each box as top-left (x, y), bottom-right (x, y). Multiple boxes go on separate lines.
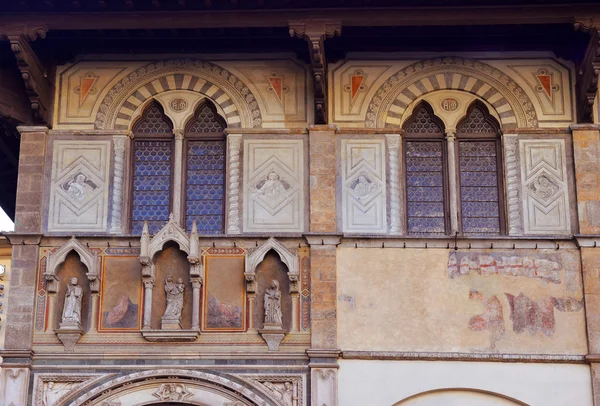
top-left (337, 247), bottom-right (586, 354)
top-left (338, 360), bottom-right (593, 406)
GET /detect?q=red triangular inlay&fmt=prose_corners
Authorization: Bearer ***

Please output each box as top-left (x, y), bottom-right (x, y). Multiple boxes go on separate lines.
top-left (351, 75), bottom-right (364, 101)
top-left (80, 77), bottom-right (97, 105)
top-left (268, 77), bottom-right (283, 104)
top-left (536, 74), bottom-right (552, 98)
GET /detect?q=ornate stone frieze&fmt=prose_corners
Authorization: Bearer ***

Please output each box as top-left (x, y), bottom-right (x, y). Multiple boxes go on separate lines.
top-left (519, 139), bottom-right (571, 234)
top-left (47, 140), bottom-right (111, 232)
top-left (239, 374), bottom-right (305, 406)
top-left (243, 139), bottom-right (305, 232)
top-left (341, 139), bottom-right (387, 233)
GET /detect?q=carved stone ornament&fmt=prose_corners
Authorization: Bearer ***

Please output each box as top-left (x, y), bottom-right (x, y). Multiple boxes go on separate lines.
top-left (239, 374), bottom-right (304, 406)
top-left (55, 331), bottom-right (83, 352)
top-left (264, 279), bottom-right (283, 328)
top-left (152, 383), bottom-right (193, 402)
top-left (60, 277), bottom-right (83, 329)
top-left (45, 235), bottom-right (101, 294)
top-left (34, 373), bottom-right (109, 406)
top-left (161, 274), bottom-right (185, 330)
top-left (258, 331), bottom-right (287, 351)
top-left (245, 237), bottom-right (299, 293)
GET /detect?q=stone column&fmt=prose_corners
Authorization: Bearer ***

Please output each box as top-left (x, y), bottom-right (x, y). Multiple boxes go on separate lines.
top-left (110, 135), bottom-right (129, 233)
top-left (89, 293), bottom-right (100, 333)
top-left (445, 130), bottom-right (459, 234)
top-left (191, 278), bottom-right (202, 330)
top-left (386, 134), bottom-right (402, 234)
top-left (142, 279), bottom-right (154, 330)
top-left (247, 293), bottom-right (256, 332)
top-left (227, 134), bottom-right (242, 234)
top-left (0, 126), bottom-right (48, 405)
top-left (172, 129), bottom-right (185, 223)
top-left (308, 125), bottom-right (337, 233)
top-left (572, 125), bottom-right (600, 405)
top-left (502, 133), bottom-right (523, 236)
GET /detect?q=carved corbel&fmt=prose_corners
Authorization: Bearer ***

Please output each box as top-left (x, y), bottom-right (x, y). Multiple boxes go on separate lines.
top-left (7, 31), bottom-right (51, 124)
top-left (245, 273), bottom-right (257, 294)
top-left (574, 19), bottom-right (600, 123)
top-left (44, 274), bottom-right (59, 294)
top-left (289, 20), bottom-right (341, 124)
top-left (288, 274), bottom-right (299, 295)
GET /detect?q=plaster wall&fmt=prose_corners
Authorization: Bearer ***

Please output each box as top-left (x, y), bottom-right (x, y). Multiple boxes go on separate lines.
top-left (337, 247), bottom-right (586, 353)
top-left (337, 360), bottom-right (593, 406)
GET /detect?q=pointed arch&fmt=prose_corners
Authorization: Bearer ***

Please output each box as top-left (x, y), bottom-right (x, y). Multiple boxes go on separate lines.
top-left (146, 215), bottom-right (192, 259)
top-left (394, 388), bottom-right (529, 406)
top-left (366, 57), bottom-right (538, 129)
top-left (94, 59), bottom-right (263, 130)
top-left (131, 100), bottom-right (174, 136)
top-left (402, 101), bottom-right (445, 136)
top-left (185, 99), bottom-right (227, 134)
top-left (456, 101), bottom-right (501, 136)
top-left (246, 237), bottom-right (299, 279)
top-left (45, 236), bottom-right (100, 293)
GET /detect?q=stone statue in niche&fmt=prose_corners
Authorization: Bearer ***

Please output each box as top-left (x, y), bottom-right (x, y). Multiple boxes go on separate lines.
top-left (43, 381), bottom-right (77, 406)
top-left (62, 172), bottom-right (97, 201)
top-left (161, 275), bottom-right (185, 329)
top-left (529, 174), bottom-right (559, 200)
top-left (264, 280), bottom-right (283, 327)
top-left (351, 174), bottom-right (377, 200)
top-left (60, 277), bottom-right (83, 328)
top-left (263, 382), bottom-right (294, 406)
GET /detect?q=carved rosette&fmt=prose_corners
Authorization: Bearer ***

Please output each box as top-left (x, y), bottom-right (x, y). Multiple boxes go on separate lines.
top-left (227, 134), bottom-right (243, 234)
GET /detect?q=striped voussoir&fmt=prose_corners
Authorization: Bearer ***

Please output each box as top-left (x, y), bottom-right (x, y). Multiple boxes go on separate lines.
top-left (114, 74), bottom-right (241, 130)
top-left (366, 57), bottom-right (538, 129)
top-left (386, 73), bottom-right (516, 128)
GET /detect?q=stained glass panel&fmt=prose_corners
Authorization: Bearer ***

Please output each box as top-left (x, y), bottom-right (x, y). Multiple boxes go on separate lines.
top-left (406, 141), bottom-right (446, 234)
top-left (458, 140), bottom-right (501, 235)
top-left (187, 104), bottom-right (225, 133)
top-left (404, 106), bottom-right (443, 134)
top-left (457, 106), bottom-right (497, 134)
top-left (132, 103), bottom-right (173, 134)
top-left (132, 141), bottom-right (172, 234)
top-left (186, 140), bottom-right (225, 234)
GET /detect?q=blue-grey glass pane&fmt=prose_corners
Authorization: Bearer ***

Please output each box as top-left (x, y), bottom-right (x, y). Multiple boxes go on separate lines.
top-left (185, 140), bottom-right (225, 233)
top-left (458, 140), bottom-right (500, 234)
top-left (132, 141), bottom-right (172, 235)
top-left (406, 140), bottom-right (446, 234)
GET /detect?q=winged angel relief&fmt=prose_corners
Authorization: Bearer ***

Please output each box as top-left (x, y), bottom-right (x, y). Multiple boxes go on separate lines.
top-left (251, 171), bottom-right (293, 207)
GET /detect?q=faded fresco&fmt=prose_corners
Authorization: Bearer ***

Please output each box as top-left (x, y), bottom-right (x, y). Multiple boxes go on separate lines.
top-left (99, 256), bottom-right (142, 331)
top-left (337, 247), bottom-right (586, 353)
top-left (203, 255), bottom-right (245, 331)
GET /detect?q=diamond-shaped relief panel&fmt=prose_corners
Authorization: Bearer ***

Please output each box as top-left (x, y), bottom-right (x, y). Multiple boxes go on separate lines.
top-left (526, 172), bottom-right (560, 205)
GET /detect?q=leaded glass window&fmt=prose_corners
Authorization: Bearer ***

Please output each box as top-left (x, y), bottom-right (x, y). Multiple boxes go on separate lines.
top-left (404, 103), bottom-right (448, 235)
top-left (131, 102), bottom-right (174, 234)
top-left (457, 105), bottom-right (503, 235)
top-left (184, 102), bottom-right (227, 234)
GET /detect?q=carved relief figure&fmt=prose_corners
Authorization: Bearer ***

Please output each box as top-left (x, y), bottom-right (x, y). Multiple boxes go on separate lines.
top-left (529, 174), bottom-right (559, 200)
top-left (351, 174), bottom-right (377, 199)
top-left (61, 277), bottom-right (83, 326)
top-left (264, 280), bottom-right (283, 326)
top-left (163, 275), bottom-right (185, 320)
top-left (62, 173), bottom-right (97, 201)
top-left (254, 171), bottom-right (287, 198)
top-left (153, 383), bottom-right (190, 401)
top-left (264, 381), bottom-right (294, 406)
top-left (43, 381), bottom-right (76, 406)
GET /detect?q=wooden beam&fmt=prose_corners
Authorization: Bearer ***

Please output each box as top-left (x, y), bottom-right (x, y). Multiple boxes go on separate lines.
top-left (0, 5), bottom-right (598, 31)
top-left (575, 20), bottom-right (600, 123)
top-left (6, 33), bottom-right (51, 125)
top-left (290, 19), bottom-right (341, 124)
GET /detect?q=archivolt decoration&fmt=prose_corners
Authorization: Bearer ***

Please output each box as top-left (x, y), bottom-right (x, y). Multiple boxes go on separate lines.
top-left (365, 57), bottom-right (538, 129)
top-left (69, 369), bottom-right (272, 406)
top-left (94, 59), bottom-right (263, 130)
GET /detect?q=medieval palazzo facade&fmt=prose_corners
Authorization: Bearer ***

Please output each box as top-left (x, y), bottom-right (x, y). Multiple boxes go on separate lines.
top-left (0, 2), bottom-right (600, 405)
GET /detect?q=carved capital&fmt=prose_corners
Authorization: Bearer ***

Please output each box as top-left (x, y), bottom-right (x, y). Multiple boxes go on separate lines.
top-left (244, 273), bottom-right (257, 294)
top-left (173, 128), bottom-right (185, 141)
top-left (143, 278), bottom-right (155, 289)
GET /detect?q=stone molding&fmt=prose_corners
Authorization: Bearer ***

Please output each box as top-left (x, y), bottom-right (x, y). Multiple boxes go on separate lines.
top-left (342, 351), bottom-right (586, 364)
top-left (303, 234), bottom-right (343, 246)
top-left (575, 235), bottom-right (600, 248)
top-left (45, 235), bottom-right (100, 293)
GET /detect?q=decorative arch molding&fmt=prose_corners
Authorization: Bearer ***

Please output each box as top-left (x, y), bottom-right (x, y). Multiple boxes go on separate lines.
top-left (44, 236), bottom-right (100, 293)
top-left (142, 214), bottom-right (192, 260)
top-left (69, 369), bottom-right (273, 406)
top-left (94, 59), bottom-right (263, 130)
top-left (245, 237), bottom-right (300, 294)
top-left (394, 388), bottom-right (529, 406)
top-left (366, 57), bottom-right (538, 129)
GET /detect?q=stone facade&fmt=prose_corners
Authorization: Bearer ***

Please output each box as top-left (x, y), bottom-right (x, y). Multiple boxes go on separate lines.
top-left (0, 13), bottom-right (599, 405)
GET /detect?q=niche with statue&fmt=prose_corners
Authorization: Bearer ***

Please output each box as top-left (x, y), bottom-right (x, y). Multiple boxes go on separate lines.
top-left (245, 238), bottom-right (299, 351)
top-left (139, 215), bottom-right (203, 342)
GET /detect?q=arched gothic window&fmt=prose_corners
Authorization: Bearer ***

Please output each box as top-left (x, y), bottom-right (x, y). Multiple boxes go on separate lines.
top-left (403, 101), bottom-right (504, 236)
top-left (131, 102), bottom-right (174, 235)
top-left (184, 101), bottom-right (227, 234)
top-left (456, 102), bottom-right (504, 235)
top-left (130, 100), bottom-right (227, 235)
top-left (403, 102), bottom-right (448, 235)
